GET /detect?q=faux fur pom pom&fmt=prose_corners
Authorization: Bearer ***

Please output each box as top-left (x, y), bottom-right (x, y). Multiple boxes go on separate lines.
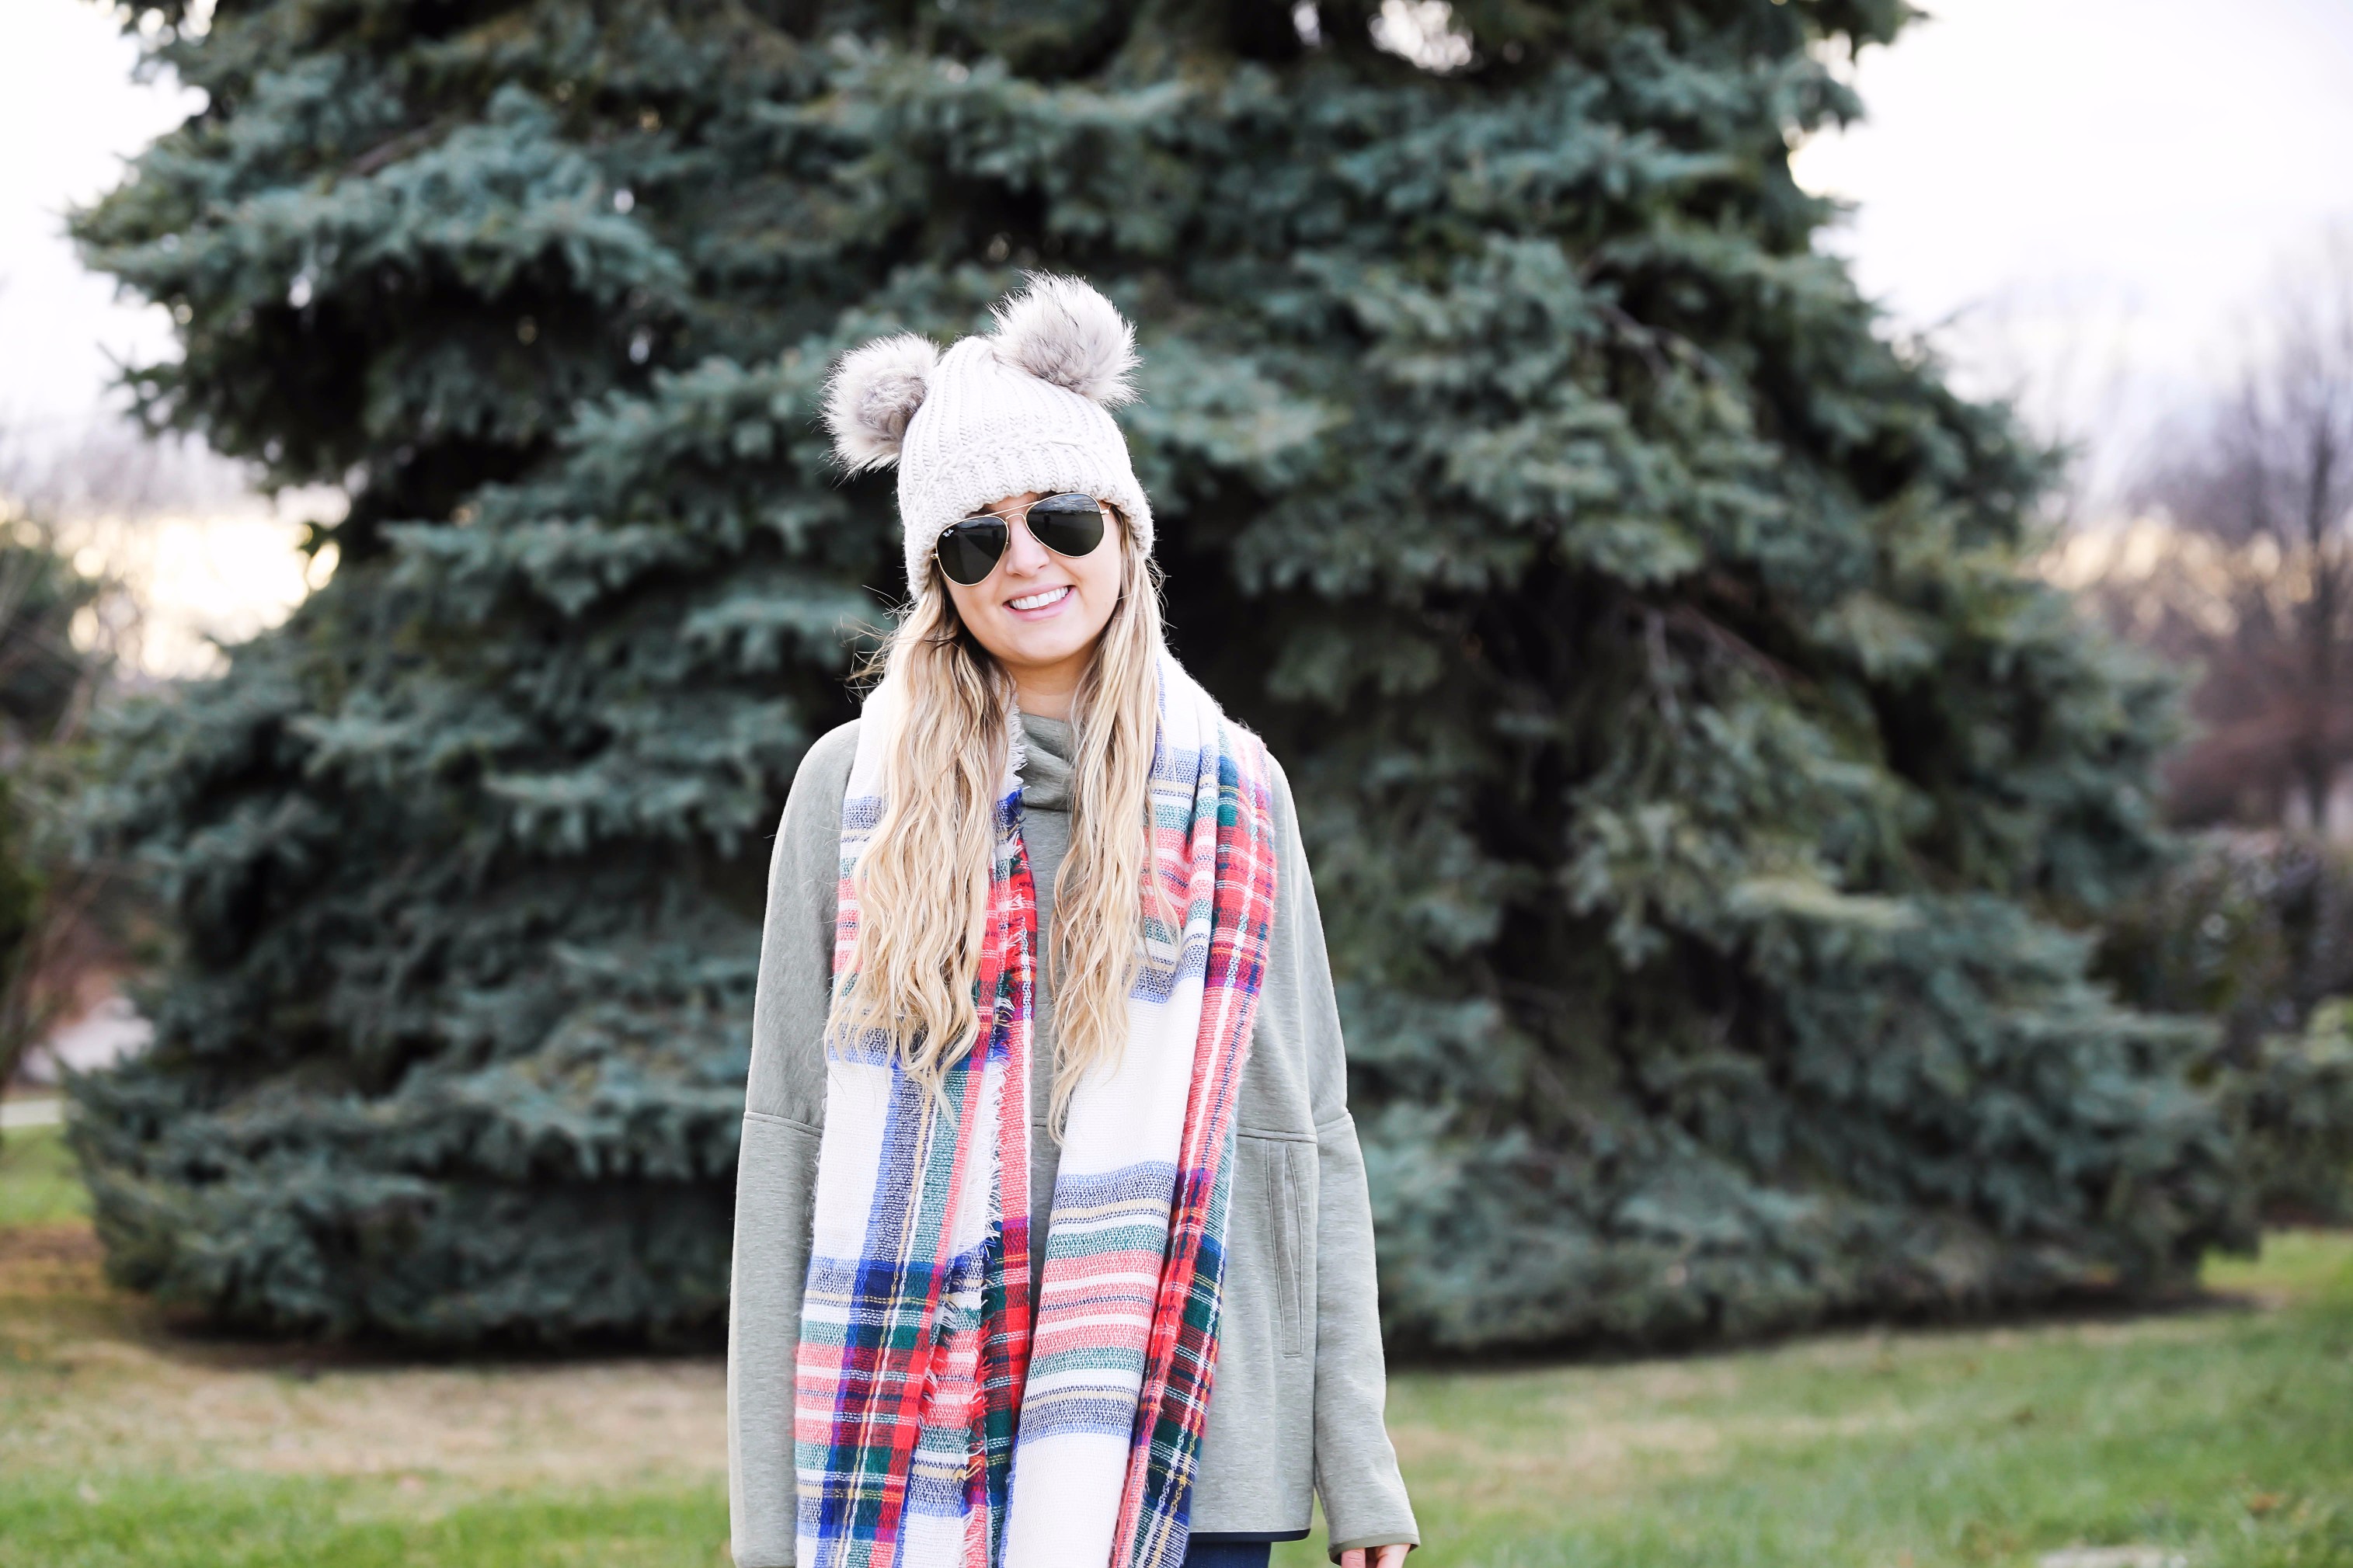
top-left (824, 334), bottom-right (938, 471)
top-left (990, 274), bottom-right (1139, 407)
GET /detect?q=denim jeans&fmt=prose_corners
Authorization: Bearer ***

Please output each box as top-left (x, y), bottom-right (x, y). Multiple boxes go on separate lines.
top-left (1182, 1542), bottom-right (1275, 1568)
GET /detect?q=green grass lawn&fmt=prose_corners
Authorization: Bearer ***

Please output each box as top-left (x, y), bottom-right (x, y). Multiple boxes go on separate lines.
top-left (1285, 1233), bottom-right (2353, 1568)
top-left (0, 1118), bottom-right (89, 1227)
top-left (0, 1473), bottom-right (724, 1568)
top-left (4, 1121), bottom-right (2348, 1568)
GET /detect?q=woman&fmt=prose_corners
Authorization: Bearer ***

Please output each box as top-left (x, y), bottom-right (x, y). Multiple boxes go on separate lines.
top-left (727, 276), bottom-right (1418, 1568)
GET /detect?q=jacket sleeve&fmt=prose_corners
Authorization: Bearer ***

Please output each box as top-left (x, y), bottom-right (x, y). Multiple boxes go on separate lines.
top-left (1270, 760), bottom-right (1422, 1560)
top-left (728, 723), bottom-right (857, 1568)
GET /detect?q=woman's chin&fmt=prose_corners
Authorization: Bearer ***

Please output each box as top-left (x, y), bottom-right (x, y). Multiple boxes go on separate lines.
top-left (975, 604), bottom-right (1107, 672)
top-left (995, 630), bottom-right (1094, 673)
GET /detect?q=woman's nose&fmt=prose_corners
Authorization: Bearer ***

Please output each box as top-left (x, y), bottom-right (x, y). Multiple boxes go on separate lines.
top-left (1001, 517), bottom-right (1053, 574)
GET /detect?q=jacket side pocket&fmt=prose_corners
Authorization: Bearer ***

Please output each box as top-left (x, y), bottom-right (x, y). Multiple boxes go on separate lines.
top-left (1263, 1139), bottom-right (1311, 1358)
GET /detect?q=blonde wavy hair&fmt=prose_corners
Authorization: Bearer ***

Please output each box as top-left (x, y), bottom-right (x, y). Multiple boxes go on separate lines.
top-left (828, 517), bottom-right (1165, 1132)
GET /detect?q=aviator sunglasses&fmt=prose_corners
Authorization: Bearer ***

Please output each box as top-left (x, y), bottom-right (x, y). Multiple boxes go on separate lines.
top-left (934, 492), bottom-right (1110, 586)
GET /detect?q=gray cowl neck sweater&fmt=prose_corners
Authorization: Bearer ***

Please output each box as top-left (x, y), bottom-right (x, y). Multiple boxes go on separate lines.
top-left (1011, 714), bottom-right (1079, 1304)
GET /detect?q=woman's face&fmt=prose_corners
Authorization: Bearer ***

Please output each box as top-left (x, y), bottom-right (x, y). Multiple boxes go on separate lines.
top-left (941, 491), bottom-right (1126, 711)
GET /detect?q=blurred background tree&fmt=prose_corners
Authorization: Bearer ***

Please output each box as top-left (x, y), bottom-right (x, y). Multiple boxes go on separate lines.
top-left (0, 501), bottom-right (120, 1103)
top-left (2080, 233), bottom-right (2353, 1225)
top-left (66, 0), bottom-right (2245, 1348)
top-left (2094, 235), bottom-right (2353, 832)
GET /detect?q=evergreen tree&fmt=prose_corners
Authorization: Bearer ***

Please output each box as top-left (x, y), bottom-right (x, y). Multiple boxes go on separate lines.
top-left (0, 517), bottom-right (113, 1095)
top-left (71, 0), bottom-right (2243, 1347)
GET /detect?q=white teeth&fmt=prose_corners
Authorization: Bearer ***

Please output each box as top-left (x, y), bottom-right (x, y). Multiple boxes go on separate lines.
top-left (1009, 586), bottom-right (1070, 610)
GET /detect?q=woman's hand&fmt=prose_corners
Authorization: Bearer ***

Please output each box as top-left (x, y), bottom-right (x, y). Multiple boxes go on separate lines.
top-left (1339, 1546), bottom-right (1411, 1568)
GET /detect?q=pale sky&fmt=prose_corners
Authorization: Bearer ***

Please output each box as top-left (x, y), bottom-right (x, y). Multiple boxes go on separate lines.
top-left (0, 0), bottom-right (315, 674)
top-left (1794, 0), bottom-right (2353, 506)
top-left (2, 0), bottom-right (2351, 661)
top-left (0, 0), bottom-right (198, 443)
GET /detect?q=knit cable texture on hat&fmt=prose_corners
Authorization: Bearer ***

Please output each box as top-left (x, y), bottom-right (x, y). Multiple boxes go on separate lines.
top-left (823, 275), bottom-right (1154, 594)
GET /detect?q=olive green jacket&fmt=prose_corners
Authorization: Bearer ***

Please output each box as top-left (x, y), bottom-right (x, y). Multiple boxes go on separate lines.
top-left (726, 716), bottom-right (1418, 1566)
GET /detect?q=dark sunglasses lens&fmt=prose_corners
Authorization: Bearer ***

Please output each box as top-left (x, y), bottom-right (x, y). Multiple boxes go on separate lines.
top-left (1025, 495), bottom-right (1106, 558)
top-left (937, 519), bottom-right (1008, 585)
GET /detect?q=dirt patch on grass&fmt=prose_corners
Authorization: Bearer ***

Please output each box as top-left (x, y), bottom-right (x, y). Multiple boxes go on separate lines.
top-left (6, 1347), bottom-right (729, 1485)
top-left (1380, 1298), bottom-right (2261, 1521)
top-left (1389, 1410), bottom-right (1727, 1509)
top-left (0, 1219), bottom-right (727, 1490)
top-left (0, 1222), bottom-right (106, 1299)
top-left (1387, 1395), bottom-right (1949, 1514)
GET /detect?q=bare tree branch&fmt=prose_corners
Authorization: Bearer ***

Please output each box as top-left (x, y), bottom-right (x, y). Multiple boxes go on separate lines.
top-left (2117, 228), bottom-right (2353, 829)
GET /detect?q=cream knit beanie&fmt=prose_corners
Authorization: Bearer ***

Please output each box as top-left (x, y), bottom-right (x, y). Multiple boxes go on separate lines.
top-left (822, 275), bottom-right (1155, 595)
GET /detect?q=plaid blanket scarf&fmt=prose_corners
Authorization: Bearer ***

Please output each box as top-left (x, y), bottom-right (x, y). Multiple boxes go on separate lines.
top-left (795, 653), bottom-right (1279, 1568)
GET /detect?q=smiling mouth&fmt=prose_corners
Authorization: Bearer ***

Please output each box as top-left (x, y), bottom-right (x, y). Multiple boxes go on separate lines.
top-left (1008, 586), bottom-right (1071, 611)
